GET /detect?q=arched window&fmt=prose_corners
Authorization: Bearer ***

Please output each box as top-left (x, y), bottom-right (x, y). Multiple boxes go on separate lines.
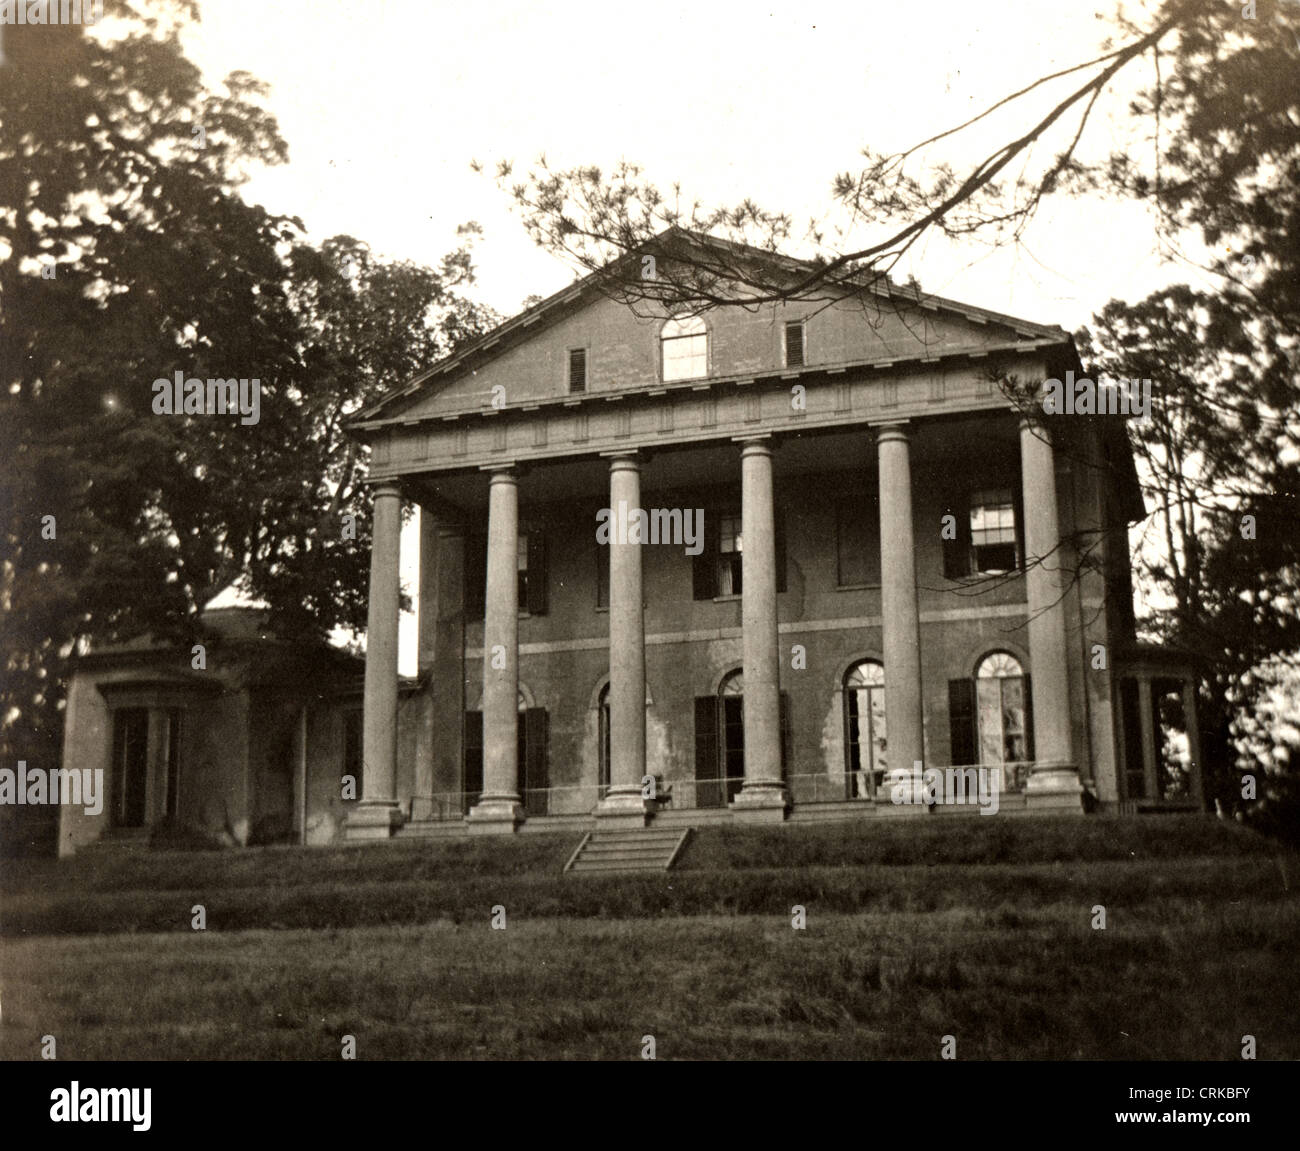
top-left (844, 661), bottom-right (886, 799)
top-left (661, 314), bottom-right (708, 381)
top-left (598, 683), bottom-right (611, 799)
top-left (975, 652), bottom-right (1029, 771)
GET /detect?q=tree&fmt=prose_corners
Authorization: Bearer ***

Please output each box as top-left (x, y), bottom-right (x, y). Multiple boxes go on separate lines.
top-left (0, 4), bottom-right (498, 854)
top-left (1, 1), bottom-right (302, 791)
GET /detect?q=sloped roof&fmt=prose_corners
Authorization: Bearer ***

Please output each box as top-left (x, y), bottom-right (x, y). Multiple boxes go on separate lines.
top-left (352, 226), bottom-right (1071, 427)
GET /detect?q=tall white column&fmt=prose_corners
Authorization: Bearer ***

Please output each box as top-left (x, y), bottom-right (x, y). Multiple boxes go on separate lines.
top-left (468, 467), bottom-right (524, 833)
top-left (1020, 414), bottom-right (1084, 809)
top-left (347, 481), bottom-right (404, 839)
top-left (876, 423), bottom-right (926, 804)
top-left (597, 453), bottom-right (651, 824)
top-left (734, 437), bottom-right (788, 819)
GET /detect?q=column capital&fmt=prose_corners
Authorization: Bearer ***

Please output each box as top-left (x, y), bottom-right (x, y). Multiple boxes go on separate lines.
top-left (369, 481), bottom-right (403, 500)
top-left (483, 467), bottom-right (518, 488)
top-left (873, 420), bottom-right (912, 445)
top-left (478, 463), bottom-right (518, 478)
top-left (735, 434), bottom-right (774, 458)
top-left (600, 450), bottom-right (641, 471)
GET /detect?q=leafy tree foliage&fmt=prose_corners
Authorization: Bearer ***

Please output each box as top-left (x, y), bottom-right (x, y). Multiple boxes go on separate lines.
top-left (0, 3), bottom-right (496, 839)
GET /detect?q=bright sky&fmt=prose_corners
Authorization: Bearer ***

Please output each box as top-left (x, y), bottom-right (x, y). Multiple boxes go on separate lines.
top-left (179, 0), bottom-right (1221, 669)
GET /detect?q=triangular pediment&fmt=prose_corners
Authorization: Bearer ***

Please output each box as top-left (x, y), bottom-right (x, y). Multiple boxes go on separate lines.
top-left (354, 229), bottom-right (1066, 429)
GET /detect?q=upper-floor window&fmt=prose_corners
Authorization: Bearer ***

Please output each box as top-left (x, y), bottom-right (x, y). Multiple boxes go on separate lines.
top-left (691, 503), bottom-right (786, 599)
top-left (568, 348), bottom-right (587, 393)
top-left (716, 512), bottom-right (743, 596)
top-left (942, 483), bottom-right (1022, 579)
top-left (661, 314), bottom-right (708, 381)
top-left (464, 530), bottom-right (549, 617)
top-left (784, 320), bottom-right (805, 368)
top-left (969, 488), bottom-right (1018, 574)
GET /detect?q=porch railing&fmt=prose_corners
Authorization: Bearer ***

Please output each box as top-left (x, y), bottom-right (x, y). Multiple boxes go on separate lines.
top-left (406, 761), bottom-right (1035, 822)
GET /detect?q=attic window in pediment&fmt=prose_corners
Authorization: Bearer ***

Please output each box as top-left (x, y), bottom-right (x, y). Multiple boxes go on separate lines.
top-left (661, 315), bottom-right (709, 382)
top-left (568, 348), bottom-right (587, 393)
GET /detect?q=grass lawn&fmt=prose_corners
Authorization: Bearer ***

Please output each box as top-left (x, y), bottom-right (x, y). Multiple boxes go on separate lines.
top-left (1, 816), bottom-right (1297, 1060)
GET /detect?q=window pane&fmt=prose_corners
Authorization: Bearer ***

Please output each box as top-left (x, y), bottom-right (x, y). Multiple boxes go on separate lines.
top-left (663, 333), bottom-right (708, 381)
top-left (869, 686), bottom-right (887, 771)
top-left (719, 514), bottom-right (742, 553)
top-left (977, 678), bottom-right (1004, 764)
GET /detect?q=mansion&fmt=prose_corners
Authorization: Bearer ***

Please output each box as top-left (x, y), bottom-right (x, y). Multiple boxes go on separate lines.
top-left (57, 230), bottom-right (1204, 854)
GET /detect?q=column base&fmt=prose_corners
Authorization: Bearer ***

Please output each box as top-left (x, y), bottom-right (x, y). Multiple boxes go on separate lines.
top-left (1024, 763), bottom-right (1086, 812)
top-left (344, 801), bottom-right (405, 841)
top-left (594, 787), bottom-right (652, 828)
top-left (730, 783), bottom-right (790, 823)
top-left (466, 794), bottom-right (525, 835)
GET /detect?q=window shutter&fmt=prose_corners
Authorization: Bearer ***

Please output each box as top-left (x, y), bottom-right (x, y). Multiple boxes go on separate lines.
top-left (694, 696), bottom-right (721, 807)
top-left (1022, 674), bottom-right (1035, 762)
top-left (785, 321), bottom-right (804, 367)
top-left (524, 707), bottom-right (548, 815)
top-left (568, 348), bottom-right (587, 393)
top-left (464, 534), bottom-right (487, 619)
top-left (942, 495), bottom-right (971, 580)
top-left (948, 679), bottom-right (976, 765)
top-left (595, 538), bottom-right (609, 609)
top-left (463, 710), bottom-right (484, 811)
top-left (779, 690), bottom-right (792, 773)
top-left (692, 510), bottom-right (718, 600)
top-left (775, 506), bottom-right (787, 594)
top-left (1012, 483), bottom-right (1026, 572)
top-left (526, 530), bottom-right (548, 615)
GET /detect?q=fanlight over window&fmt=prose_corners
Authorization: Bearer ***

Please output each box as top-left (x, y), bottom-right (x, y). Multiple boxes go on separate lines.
top-left (661, 314), bottom-right (708, 381)
top-left (844, 661), bottom-right (886, 799)
top-left (975, 652), bottom-right (1029, 771)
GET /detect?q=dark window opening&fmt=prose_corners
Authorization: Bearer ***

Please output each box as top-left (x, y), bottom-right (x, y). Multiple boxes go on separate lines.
top-left (568, 347), bottom-right (587, 393)
top-left (464, 530), bottom-right (547, 618)
top-left (785, 321), bottom-right (805, 368)
top-left (596, 536), bottom-right (610, 609)
top-left (111, 708), bottom-right (149, 828)
top-left (163, 709), bottom-right (182, 820)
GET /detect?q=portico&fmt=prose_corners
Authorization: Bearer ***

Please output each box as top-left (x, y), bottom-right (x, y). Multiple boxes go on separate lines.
top-left (339, 228), bottom-right (1193, 841)
top-left (352, 401), bottom-right (1089, 837)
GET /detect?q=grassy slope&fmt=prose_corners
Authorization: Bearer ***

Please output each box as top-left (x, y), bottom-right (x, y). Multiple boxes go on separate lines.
top-left (1, 816), bottom-right (1297, 1060)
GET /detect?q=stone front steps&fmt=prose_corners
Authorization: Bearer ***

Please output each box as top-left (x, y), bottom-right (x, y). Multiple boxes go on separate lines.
top-left (564, 827), bottom-right (691, 874)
